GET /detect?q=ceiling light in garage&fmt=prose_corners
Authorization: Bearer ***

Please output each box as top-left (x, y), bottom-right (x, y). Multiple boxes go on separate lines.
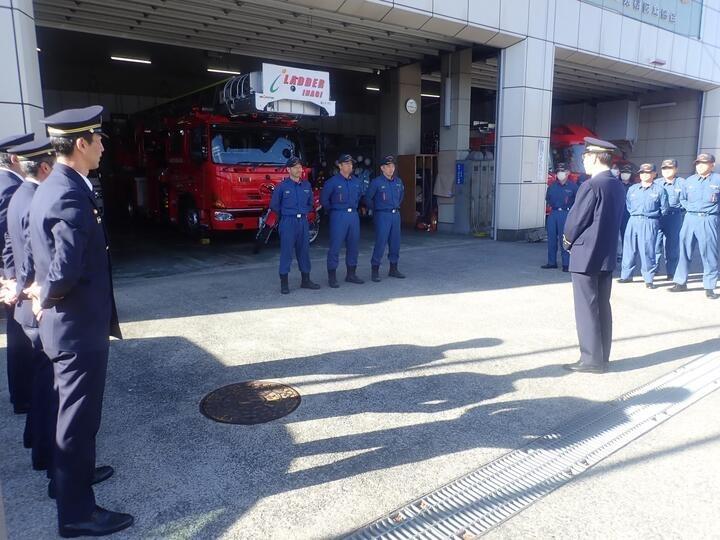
top-left (207, 68), bottom-right (241, 75)
top-left (111, 56), bottom-right (151, 65)
top-left (365, 86), bottom-right (380, 92)
top-left (36, 48), bottom-right (41, 52)
top-left (421, 93), bottom-right (440, 98)
top-left (639, 102), bottom-right (677, 110)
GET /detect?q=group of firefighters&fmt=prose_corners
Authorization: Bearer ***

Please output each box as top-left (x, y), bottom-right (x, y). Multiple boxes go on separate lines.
top-left (270, 153), bottom-right (406, 294)
top-left (543, 153), bottom-right (720, 299)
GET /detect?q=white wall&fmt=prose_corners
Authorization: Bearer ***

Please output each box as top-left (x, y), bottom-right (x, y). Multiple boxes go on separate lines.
top-left (629, 89), bottom-right (702, 178)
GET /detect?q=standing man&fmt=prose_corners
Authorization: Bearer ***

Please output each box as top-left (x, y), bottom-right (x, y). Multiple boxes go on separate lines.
top-left (562, 138), bottom-right (626, 374)
top-left (669, 153), bottom-right (720, 299)
top-left (541, 163), bottom-right (578, 272)
top-left (269, 156), bottom-right (321, 294)
top-left (365, 155), bottom-right (405, 282)
top-left (618, 163), bottom-right (634, 253)
top-left (321, 154), bottom-right (363, 288)
top-left (27, 106), bottom-right (134, 537)
top-left (617, 163), bottom-right (668, 288)
top-left (0, 133), bottom-right (35, 416)
top-left (655, 159), bottom-right (685, 280)
top-left (3, 137), bottom-right (57, 472)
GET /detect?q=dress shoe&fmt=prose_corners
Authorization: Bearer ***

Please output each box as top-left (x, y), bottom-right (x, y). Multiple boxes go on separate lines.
top-left (617, 278), bottom-right (632, 284)
top-left (562, 361), bottom-right (608, 374)
top-left (668, 284), bottom-right (687, 292)
top-left (49, 466), bottom-right (114, 499)
top-left (562, 266), bottom-right (569, 272)
top-left (59, 506), bottom-right (134, 538)
top-left (645, 283), bottom-right (656, 289)
top-left (540, 264), bottom-right (557, 269)
top-left (706, 289), bottom-right (719, 299)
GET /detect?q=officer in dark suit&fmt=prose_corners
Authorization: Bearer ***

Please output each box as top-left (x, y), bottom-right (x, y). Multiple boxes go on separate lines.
top-left (321, 154), bottom-right (364, 287)
top-left (269, 156), bottom-right (321, 294)
top-left (0, 133), bottom-right (35, 416)
top-left (27, 106), bottom-right (133, 537)
top-left (2, 137), bottom-right (57, 473)
top-left (562, 137), bottom-right (626, 374)
top-left (365, 155), bottom-right (406, 282)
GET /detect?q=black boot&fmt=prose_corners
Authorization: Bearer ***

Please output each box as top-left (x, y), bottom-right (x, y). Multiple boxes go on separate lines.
top-left (328, 269), bottom-right (339, 288)
top-left (345, 265), bottom-right (364, 284)
top-left (706, 289), bottom-right (719, 299)
top-left (301, 273), bottom-right (320, 290)
top-left (280, 274), bottom-right (290, 294)
top-left (371, 265), bottom-right (380, 282)
top-left (389, 263), bottom-right (405, 278)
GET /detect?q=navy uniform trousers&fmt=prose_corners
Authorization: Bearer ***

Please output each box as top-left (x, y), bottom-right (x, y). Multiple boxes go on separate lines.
top-left (371, 210), bottom-right (401, 267)
top-left (571, 272), bottom-right (614, 366)
top-left (5, 305), bottom-right (35, 412)
top-left (327, 209), bottom-right (360, 270)
top-left (546, 209), bottom-right (570, 267)
top-left (655, 211), bottom-right (684, 278)
top-left (279, 215), bottom-right (311, 275)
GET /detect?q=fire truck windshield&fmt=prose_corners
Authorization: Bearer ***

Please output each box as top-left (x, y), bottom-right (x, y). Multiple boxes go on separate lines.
top-left (210, 126), bottom-right (300, 165)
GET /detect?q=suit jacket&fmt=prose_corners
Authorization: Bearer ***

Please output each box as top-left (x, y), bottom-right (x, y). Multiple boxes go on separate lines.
top-left (0, 169), bottom-right (23, 279)
top-left (5, 181), bottom-right (39, 328)
top-left (563, 169), bottom-right (626, 274)
top-left (29, 163), bottom-right (121, 354)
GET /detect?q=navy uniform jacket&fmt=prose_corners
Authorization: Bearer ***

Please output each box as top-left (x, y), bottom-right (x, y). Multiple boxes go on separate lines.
top-left (563, 170), bottom-right (626, 273)
top-left (3, 181), bottom-right (39, 328)
top-left (320, 174), bottom-right (362, 210)
top-left (364, 175), bottom-right (404, 210)
top-left (0, 169), bottom-right (23, 279)
top-left (269, 178), bottom-right (313, 215)
top-left (29, 163), bottom-right (121, 354)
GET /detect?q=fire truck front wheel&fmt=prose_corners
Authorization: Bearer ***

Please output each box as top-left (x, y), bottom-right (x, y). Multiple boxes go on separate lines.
top-left (180, 199), bottom-right (202, 237)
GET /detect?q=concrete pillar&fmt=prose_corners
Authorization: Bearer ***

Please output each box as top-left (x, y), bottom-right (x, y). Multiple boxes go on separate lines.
top-left (0, 0), bottom-right (44, 138)
top-left (699, 88), bottom-right (720, 160)
top-left (378, 62), bottom-right (421, 159)
top-left (495, 38), bottom-right (554, 241)
top-left (434, 48), bottom-right (472, 232)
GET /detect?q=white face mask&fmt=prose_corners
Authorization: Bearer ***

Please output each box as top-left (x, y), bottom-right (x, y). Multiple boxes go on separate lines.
top-left (620, 173), bottom-right (631, 182)
top-left (556, 171), bottom-right (568, 182)
top-left (610, 168), bottom-right (620, 177)
top-left (661, 168), bottom-right (675, 180)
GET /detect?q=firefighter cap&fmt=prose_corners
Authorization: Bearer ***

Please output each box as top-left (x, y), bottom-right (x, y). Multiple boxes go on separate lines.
top-left (7, 137), bottom-right (55, 162)
top-left (694, 153), bottom-right (715, 164)
top-left (42, 105), bottom-right (106, 138)
top-left (661, 159), bottom-right (678, 168)
top-left (637, 163), bottom-right (656, 173)
top-left (285, 156), bottom-right (302, 168)
top-left (583, 137), bottom-right (617, 153)
top-left (555, 162), bottom-right (569, 172)
top-left (0, 133), bottom-right (34, 153)
top-left (620, 163), bottom-right (634, 173)
top-left (336, 153), bottom-right (355, 165)
top-left (380, 155), bottom-right (395, 166)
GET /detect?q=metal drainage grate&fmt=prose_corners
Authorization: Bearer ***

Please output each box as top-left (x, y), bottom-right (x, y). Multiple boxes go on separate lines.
top-left (200, 380), bottom-right (301, 425)
top-left (347, 352), bottom-right (720, 540)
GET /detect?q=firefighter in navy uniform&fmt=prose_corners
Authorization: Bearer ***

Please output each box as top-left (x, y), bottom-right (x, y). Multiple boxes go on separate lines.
top-left (321, 154), bottom-right (364, 287)
top-left (541, 162), bottom-right (577, 272)
top-left (654, 159), bottom-right (685, 281)
top-left (0, 132), bottom-right (35, 417)
top-left (2, 137), bottom-right (57, 473)
top-left (365, 155), bottom-right (405, 282)
top-left (269, 156), bottom-right (321, 294)
top-left (26, 106), bottom-right (134, 537)
top-left (562, 138), bottom-right (626, 374)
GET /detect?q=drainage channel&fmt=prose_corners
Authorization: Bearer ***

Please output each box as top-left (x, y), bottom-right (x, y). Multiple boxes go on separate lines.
top-left (347, 352), bottom-right (720, 540)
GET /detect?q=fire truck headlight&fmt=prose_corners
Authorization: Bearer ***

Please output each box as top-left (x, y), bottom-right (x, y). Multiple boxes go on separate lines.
top-left (213, 211), bottom-right (234, 222)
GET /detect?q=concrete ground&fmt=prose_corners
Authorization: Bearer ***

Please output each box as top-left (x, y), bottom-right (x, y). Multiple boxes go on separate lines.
top-left (1, 224), bottom-right (718, 539)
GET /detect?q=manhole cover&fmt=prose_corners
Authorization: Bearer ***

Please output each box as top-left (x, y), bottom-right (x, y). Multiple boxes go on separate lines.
top-left (199, 380), bottom-right (301, 425)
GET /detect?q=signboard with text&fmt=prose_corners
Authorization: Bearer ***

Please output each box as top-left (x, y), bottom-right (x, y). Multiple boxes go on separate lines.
top-left (581, 0), bottom-right (702, 37)
top-left (255, 63), bottom-right (336, 116)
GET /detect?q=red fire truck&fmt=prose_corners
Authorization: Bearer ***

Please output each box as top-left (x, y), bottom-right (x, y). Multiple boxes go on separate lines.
top-left (134, 63), bottom-right (335, 240)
